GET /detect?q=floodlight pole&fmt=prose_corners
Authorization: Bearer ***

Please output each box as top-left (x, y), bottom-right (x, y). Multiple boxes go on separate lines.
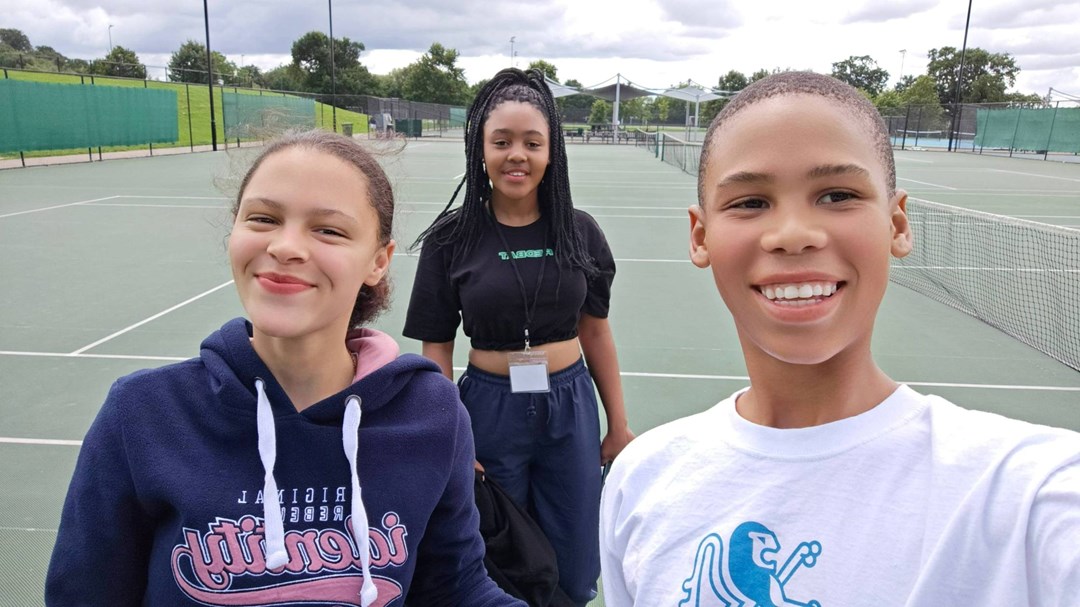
top-left (108, 24), bottom-right (114, 53)
top-left (948, 0), bottom-right (973, 151)
top-left (898, 49), bottom-right (906, 84)
top-left (510, 37), bottom-right (515, 67)
top-left (613, 74), bottom-right (621, 134)
top-left (329, 0), bottom-right (337, 133)
top-left (203, 0), bottom-right (217, 151)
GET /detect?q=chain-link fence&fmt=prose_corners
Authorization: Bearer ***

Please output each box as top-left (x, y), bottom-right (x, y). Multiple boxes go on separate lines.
top-left (0, 67), bottom-right (470, 167)
top-left (883, 100), bottom-right (1080, 161)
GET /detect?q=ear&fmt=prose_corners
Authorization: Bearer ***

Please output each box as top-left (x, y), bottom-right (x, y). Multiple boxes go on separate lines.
top-left (889, 190), bottom-right (913, 259)
top-left (364, 239), bottom-right (396, 286)
top-left (688, 205), bottom-right (711, 269)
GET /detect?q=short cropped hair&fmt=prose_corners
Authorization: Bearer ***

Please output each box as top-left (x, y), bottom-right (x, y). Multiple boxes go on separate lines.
top-left (698, 72), bottom-right (895, 202)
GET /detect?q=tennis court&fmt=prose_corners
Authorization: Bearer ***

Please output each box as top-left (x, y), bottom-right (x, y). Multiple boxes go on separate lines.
top-left (2, 141), bottom-right (1078, 605)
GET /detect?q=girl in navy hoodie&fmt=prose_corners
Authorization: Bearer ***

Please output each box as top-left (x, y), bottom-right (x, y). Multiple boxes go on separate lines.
top-left (46, 130), bottom-right (524, 607)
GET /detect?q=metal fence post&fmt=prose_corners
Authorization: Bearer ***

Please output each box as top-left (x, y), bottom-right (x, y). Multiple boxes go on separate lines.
top-left (1043, 102), bottom-right (1060, 161)
top-left (1008, 107), bottom-right (1023, 158)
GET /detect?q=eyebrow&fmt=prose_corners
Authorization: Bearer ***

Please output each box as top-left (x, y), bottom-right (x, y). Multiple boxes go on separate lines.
top-left (490, 128), bottom-right (547, 137)
top-left (242, 197), bottom-right (358, 224)
top-left (714, 164), bottom-right (871, 191)
top-left (714, 171), bottom-right (773, 190)
top-left (806, 163), bottom-right (870, 180)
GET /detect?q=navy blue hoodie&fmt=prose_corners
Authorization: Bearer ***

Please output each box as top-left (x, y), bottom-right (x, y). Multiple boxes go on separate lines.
top-left (47, 318), bottom-right (524, 607)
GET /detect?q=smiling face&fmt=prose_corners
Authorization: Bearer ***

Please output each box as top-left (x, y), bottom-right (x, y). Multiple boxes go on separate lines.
top-left (483, 101), bottom-right (550, 208)
top-left (229, 147), bottom-right (394, 343)
top-left (690, 94), bottom-right (912, 367)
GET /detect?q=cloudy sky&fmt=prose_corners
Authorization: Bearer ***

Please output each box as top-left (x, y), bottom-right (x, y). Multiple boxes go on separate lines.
top-left (8, 0), bottom-right (1080, 99)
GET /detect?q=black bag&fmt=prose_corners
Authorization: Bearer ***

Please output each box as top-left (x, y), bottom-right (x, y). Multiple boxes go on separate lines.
top-left (474, 472), bottom-right (576, 607)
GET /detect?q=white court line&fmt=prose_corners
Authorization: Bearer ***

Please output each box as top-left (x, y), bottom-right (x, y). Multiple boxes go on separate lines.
top-left (898, 177), bottom-right (957, 190)
top-left (0, 350), bottom-right (186, 362)
top-left (451, 172), bottom-right (465, 180)
top-left (895, 156), bottom-right (934, 164)
top-left (69, 280), bottom-right (235, 355)
top-left (0, 195), bottom-right (119, 219)
top-left (0, 437), bottom-right (82, 446)
top-left (0, 525), bottom-right (57, 533)
top-left (989, 169), bottom-right (1080, 183)
top-left (618, 371), bottom-right (1080, 392)
top-left (10, 350), bottom-right (1073, 391)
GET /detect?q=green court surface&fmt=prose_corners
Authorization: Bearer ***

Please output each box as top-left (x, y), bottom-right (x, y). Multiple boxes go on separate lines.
top-left (1, 142), bottom-right (1078, 606)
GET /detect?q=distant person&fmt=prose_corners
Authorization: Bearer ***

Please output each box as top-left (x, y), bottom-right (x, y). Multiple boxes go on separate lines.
top-left (599, 72), bottom-right (1080, 606)
top-left (404, 68), bottom-right (635, 605)
top-left (46, 130), bottom-right (525, 607)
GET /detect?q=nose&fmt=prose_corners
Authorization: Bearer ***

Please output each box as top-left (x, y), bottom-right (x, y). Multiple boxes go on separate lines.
top-left (266, 226), bottom-right (309, 263)
top-left (508, 143), bottom-right (527, 162)
top-left (759, 204), bottom-right (827, 255)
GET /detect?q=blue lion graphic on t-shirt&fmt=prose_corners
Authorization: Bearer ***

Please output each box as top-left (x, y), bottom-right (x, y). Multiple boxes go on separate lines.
top-left (679, 521), bottom-right (822, 607)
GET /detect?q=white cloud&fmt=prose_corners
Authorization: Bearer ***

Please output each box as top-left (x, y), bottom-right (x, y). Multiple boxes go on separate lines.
top-left (4, 0), bottom-right (1077, 95)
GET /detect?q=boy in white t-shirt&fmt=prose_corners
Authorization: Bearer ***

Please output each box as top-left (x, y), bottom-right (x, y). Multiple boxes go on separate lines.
top-left (599, 72), bottom-right (1080, 607)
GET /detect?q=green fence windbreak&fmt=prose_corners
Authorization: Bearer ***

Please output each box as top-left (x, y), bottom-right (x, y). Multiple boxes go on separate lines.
top-left (223, 92), bottom-right (315, 138)
top-left (450, 107), bottom-right (466, 128)
top-left (0, 79), bottom-right (178, 153)
top-left (974, 107), bottom-right (1080, 153)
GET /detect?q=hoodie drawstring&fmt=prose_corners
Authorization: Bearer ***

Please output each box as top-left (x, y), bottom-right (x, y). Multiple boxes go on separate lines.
top-left (343, 396), bottom-right (378, 607)
top-left (253, 382), bottom-right (377, 607)
top-left (254, 379), bottom-right (288, 569)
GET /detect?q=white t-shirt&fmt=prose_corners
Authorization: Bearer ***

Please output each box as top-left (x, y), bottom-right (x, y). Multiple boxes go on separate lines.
top-left (600, 386), bottom-right (1080, 607)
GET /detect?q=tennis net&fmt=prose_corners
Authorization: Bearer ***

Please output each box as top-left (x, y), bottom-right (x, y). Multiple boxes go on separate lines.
top-left (893, 198), bottom-right (1080, 371)
top-left (658, 133), bottom-right (703, 175)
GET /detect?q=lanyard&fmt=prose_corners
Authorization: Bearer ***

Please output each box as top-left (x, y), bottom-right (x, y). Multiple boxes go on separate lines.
top-left (491, 211), bottom-right (549, 351)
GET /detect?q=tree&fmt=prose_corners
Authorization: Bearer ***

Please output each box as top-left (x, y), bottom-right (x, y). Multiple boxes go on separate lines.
top-left (466, 78), bottom-right (490, 106)
top-left (831, 55), bottom-right (889, 96)
top-left (168, 40), bottom-right (236, 84)
top-left (700, 70), bottom-right (749, 124)
top-left (262, 64), bottom-right (305, 91)
top-left (397, 42), bottom-right (469, 105)
top-left (925, 47), bottom-right (1020, 105)
top-left (750, 68), bottom-right (771, 82)
top-left (1003, 91), bottom-right (1047, 107)
top-left (0, 28), bottom-right (32, 52)
top-left (528, 59), bottom-right (558, 82)
top-left (588, 99), bottom-right (612, 124)
top-left (893, 75), bottom-right (916, 95)
top-left (90, 45), bottom-right (146, 79)
top-left (717, 70), bottom-right (749, 94)
top-left (873, 89), bottom-right (905, 117)
top-left (290, 31), bottom-right (377, 95)
top-left (619, 97), bottom-right (648, 124)
top-left (900, 75), bottom-right (945, 131)
top-left (236, 65), bottom-right (263, 88)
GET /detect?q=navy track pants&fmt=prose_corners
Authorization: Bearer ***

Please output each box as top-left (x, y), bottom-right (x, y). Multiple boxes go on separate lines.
top-left (459, 359), bottom-right (602, 605)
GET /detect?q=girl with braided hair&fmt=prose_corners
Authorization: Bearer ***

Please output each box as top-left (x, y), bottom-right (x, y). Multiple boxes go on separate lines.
top-left (404, 67), bottom-right (634, 605)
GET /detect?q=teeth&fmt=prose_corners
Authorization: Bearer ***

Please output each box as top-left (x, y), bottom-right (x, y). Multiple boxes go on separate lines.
top-left (761, 282), bottom-right (839, 300)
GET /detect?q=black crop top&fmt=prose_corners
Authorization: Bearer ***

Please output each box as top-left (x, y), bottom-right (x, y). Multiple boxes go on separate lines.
top-left (403, 210), bottom-right (616, 350)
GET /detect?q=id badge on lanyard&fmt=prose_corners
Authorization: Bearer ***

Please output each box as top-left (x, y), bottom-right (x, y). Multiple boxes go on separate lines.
top-left (509, 331), bottom-right (549, 393)
top-left (494, 213), bottom-right (551, 393)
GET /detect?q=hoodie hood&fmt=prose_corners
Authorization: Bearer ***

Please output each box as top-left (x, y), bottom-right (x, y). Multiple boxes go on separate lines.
top-left (196, 318), bottom-right (440, 607)
top-left (199, 318), bottom-right (439, 423)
